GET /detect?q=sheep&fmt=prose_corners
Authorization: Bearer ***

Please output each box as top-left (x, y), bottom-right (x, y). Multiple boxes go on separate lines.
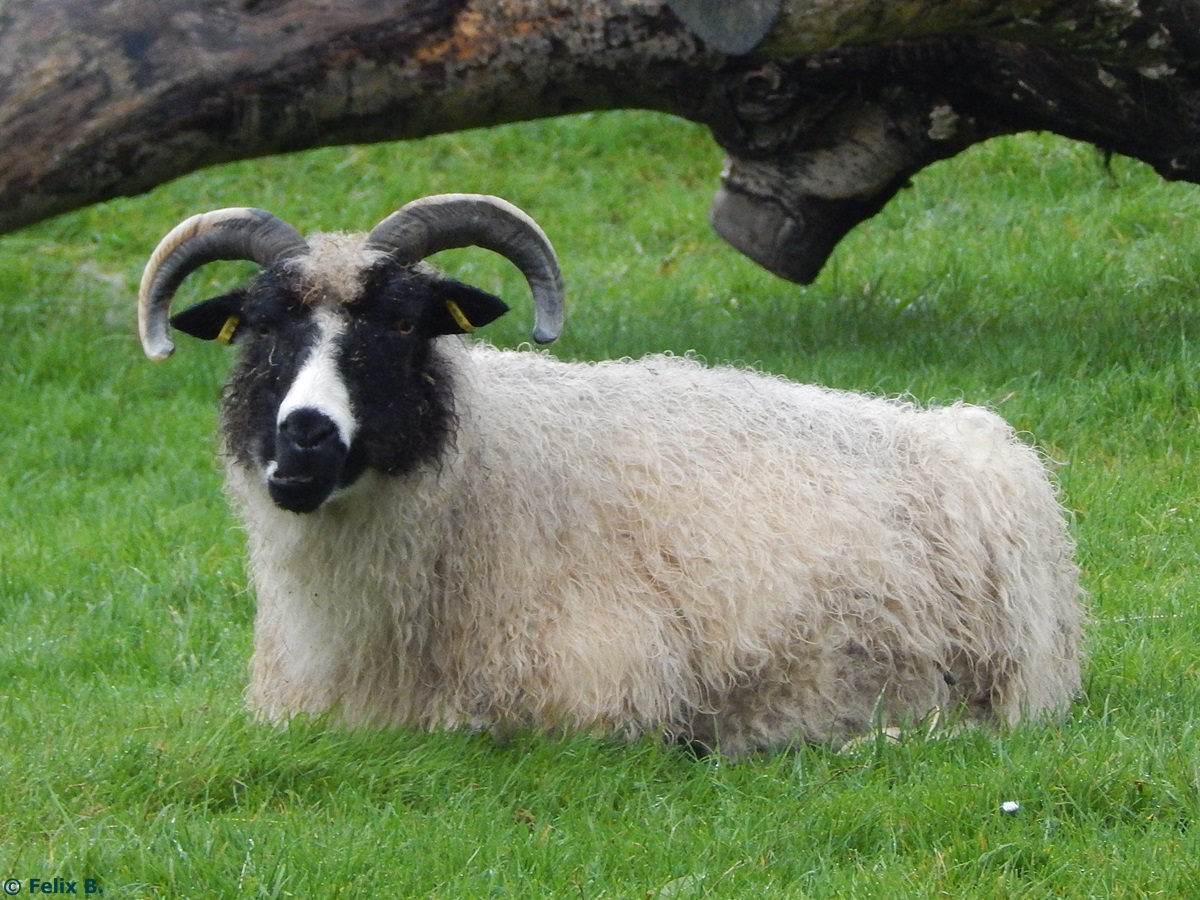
top-left (138, 193), bottom-right (1084, 756)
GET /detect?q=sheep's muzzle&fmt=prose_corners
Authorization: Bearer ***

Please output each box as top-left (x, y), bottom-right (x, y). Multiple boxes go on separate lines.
top-left (267, 408), bottom-right (350, 513)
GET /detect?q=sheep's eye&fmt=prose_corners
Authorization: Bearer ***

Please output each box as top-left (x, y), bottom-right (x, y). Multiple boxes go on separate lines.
top-left (392, 319), bottom-right (415, 336)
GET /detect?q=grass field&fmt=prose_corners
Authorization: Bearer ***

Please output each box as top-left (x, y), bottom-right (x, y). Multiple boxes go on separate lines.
top-left (1, 111), bottom-right (1198, 897)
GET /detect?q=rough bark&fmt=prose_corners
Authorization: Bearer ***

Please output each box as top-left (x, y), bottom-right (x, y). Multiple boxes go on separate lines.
top-left (1, 0), bottom-right (1198, 282)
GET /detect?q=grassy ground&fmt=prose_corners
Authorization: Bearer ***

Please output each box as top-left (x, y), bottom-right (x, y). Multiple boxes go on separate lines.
top-left (1, 111), bottom-right (1197, 897)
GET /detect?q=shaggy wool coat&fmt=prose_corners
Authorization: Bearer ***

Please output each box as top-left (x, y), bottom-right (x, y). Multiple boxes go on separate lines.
top-left (229, 342), bottom-right (1082, 755)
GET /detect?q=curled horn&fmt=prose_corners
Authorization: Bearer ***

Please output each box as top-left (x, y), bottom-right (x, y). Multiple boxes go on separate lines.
top-left (138, 208), bottom-right (309, 360)
top-left (366, 194), bottom-right (565, 344)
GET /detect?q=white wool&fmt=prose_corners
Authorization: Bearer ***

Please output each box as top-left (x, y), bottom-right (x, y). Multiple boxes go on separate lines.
top-left (288, 233), bottom-right (386, 305)
top-left (229, 343), bottom-right (1083, 755)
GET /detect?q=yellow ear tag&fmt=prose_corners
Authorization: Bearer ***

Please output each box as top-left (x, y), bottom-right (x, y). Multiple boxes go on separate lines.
top-left (444, 299), bottom-right (476, 333)
top-left (216, 315), bottom-right (240, 345)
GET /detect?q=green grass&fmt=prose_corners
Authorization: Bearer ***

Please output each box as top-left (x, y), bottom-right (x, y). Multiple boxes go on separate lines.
top-left (2, 111), bottom-right (1198, 897)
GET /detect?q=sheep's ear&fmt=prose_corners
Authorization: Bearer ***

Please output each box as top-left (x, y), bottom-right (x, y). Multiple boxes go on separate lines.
top-left (169, 293), bottom-right (246, 344)
top-left (425, 282), bottom-right (510, 336)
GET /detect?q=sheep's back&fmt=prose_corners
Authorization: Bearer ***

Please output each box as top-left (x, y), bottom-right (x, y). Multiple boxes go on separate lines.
top-left (445, 348), bottom-right (1081, 748)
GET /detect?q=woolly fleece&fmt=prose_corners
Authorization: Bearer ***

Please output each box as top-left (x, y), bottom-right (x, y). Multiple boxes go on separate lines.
top-left (228, 343), bottom-right (1083, 756)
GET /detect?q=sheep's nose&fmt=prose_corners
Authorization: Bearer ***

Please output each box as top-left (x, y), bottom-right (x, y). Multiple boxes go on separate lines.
top-left (279, 408), bottom-right (340, 451)
top-left (270, 408), bottom-right (349, 514)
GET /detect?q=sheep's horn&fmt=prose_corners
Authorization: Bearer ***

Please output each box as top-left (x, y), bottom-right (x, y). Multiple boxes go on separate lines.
top-left (138, 208), bottom-right (308, 360)
top-left (366, 194), bottom-right (565, 344)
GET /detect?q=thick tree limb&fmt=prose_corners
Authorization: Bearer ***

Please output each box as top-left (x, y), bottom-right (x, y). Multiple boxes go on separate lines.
top-left (1, 0), bottom-right (1198, 282)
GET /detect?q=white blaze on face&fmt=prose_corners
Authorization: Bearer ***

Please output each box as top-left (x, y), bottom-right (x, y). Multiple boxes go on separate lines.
top-left (276, 308), bottom-right (357, 448)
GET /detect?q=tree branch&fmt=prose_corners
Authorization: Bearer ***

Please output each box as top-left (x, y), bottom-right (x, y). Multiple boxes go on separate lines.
top-left (2, 0), bottom-right (1198, 282)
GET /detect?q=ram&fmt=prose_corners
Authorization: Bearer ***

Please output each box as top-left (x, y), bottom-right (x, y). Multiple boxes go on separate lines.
top-left (138, 194), bottom-right (1083, 756)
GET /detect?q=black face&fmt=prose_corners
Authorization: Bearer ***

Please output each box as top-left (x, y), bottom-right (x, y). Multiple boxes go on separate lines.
top-left (171, 259), bottom-right (509, 513)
